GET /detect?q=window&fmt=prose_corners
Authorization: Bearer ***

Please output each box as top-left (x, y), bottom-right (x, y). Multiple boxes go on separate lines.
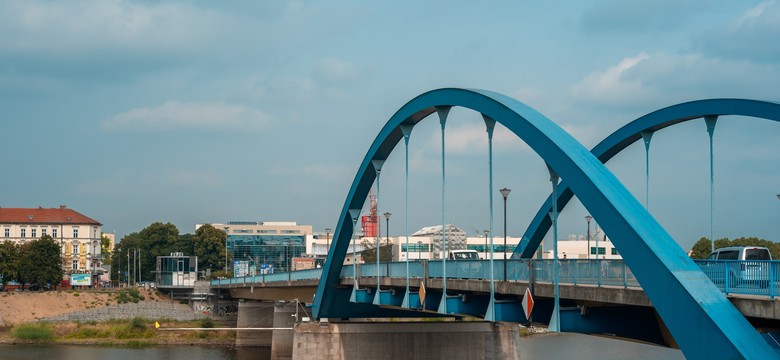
top-left (72, 242), bottom-right (79, 255)
top-left (21, 228), bottom-right (26, 238)
top-left (611, 248), bottom-right (619, 255)
top-left (590, 247), bottom-right (606, 255)
top-left (73, 228), bottom-right (79, 238)
top-left (42, 228), bottom-right (47, 237)
top-left (52, 228), bottom-right (58, 238)
top-left (3, 228), bottom-right (8, 238)
top-left (72, 260), bottom-right (78, 270)
top-left (31, 229), bottom-right (37, 238)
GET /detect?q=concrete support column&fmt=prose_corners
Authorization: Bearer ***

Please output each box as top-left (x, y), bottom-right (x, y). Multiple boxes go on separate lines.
top-left (236, 300), bottom-right (274, 347)
top-left (271, 300), bottom-right (296, 360)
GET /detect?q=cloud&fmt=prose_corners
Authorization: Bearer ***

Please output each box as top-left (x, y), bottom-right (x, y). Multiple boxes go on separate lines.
top-left (693, 1), bottom-right (780, 63)
top-left (0, 1), bottom-right (220, 56)
top-left (571, 53), bottom-right (651, 104)
top-left (101, 101), bottom-right (273, 132)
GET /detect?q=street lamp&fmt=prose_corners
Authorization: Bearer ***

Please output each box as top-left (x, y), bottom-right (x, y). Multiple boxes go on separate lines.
top-left (483, 230), bottom-right (489, 259)
top-left (384, 212), bottom-right (392, 261)
top-left (325, 227), bottom-right (332, 259)
top-left (585, 215), bottom-right (592, 260)
top-left (223, 226), bottom-right (229, 276)
top-left (418, 240), bottom-right (423, 260)
top-left (499, 188), bottom-right (511, 281)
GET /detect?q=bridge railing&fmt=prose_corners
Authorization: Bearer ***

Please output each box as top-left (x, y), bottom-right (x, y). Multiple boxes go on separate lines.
top-left (693, 260), bottom-right (776, 298)
top-left (211, 259), bottom-right (778, 298)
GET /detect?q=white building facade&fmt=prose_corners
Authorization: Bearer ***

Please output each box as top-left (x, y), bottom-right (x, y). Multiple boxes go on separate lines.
top-left (0, 206), bottom-right (103, 274)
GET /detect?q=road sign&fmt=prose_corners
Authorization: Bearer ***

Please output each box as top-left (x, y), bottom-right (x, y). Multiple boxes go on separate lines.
top-left (419, 280), bottom-right (426, 306)
top-left (522, 288), bottom-right (534, 320)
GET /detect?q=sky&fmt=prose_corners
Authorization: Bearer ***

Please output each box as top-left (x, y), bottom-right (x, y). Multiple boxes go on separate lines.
top-left (1, 1), bottom-right (779, 252)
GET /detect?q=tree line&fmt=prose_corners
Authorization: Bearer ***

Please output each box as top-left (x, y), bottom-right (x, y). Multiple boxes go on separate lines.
top-left (689, 236), bottom-right (780, 259)
top-left (110, 222), bottom-right (230, 284)
top-left (0, 235), bottom-right (62, 290)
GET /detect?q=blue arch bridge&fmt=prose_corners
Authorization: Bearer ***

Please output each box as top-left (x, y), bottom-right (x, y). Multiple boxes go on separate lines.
top-left (212, 89), bottom-right (780, 359)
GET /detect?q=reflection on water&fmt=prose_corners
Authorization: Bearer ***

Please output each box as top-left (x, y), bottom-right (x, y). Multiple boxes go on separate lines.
top-left (1, 334), bottom-right (683, 359)
top-left (0, 345), bottom-right (270, 360)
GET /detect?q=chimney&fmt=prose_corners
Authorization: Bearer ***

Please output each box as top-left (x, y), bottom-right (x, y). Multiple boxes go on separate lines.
top-left (60, 205), bottom-right (66, 209)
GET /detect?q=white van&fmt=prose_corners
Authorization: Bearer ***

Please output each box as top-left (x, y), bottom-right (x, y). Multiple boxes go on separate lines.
top-left (706, 246), bottom-right (772, 287)
top-left (447, 249), bottom-right (480, 260)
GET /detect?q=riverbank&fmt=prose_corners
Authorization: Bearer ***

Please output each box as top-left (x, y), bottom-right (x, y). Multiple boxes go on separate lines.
top-left (0, 288), bottom-right (235, 346)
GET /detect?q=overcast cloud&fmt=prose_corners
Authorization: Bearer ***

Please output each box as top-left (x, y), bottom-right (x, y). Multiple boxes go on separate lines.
top-left (1, 1), bottom-right (778, 252)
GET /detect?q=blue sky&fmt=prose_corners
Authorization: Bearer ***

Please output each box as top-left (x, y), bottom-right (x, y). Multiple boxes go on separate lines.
top-left (1, 1), bottom-right (779, 252)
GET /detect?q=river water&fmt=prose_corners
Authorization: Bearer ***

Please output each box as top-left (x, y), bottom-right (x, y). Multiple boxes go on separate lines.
top-left (0, 333), bottom-right (683, 359)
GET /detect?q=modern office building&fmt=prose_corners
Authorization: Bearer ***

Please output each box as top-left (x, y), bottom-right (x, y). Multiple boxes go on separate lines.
top-left (196, 221), bottom-right (313, 274)
top-left (0, 205), bottom-right (103, 274)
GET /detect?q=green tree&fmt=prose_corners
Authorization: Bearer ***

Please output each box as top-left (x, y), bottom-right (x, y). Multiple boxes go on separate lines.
top-left (100, 235), bottom-right (113, 265)
top-left (0, 241), bottom-right (20, 289)
top-left (111, 232), bottom-right (142, 285)
top-left (360, 239), bottom-right (393, 264)
top-left (19, 236), bottom-right (62, 290)
top-left (137, 222), bottom-right (180, 282)
top-left (194, 224), bottom-right (230, 275)
top-left (689, 236), bottom-right (780, 259)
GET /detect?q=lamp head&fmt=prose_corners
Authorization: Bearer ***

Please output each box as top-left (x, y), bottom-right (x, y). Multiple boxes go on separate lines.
top-left (499, 188), bottom-right (511, 199)
top-left (384, 212), bottom-right (391, 219)
top-left (585, 215), bottom-right (592, 223)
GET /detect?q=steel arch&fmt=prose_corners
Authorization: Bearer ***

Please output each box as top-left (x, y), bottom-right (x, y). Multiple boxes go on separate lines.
top-left (515, 99), bottom-right (780, 259)
top-left (311, 89), bottom-right (775, 359)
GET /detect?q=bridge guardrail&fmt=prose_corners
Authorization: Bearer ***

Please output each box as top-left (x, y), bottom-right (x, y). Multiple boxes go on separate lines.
top-left (211, 259), bottom-right (778, 299)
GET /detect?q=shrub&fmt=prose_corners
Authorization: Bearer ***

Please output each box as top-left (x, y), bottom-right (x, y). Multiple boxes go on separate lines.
top-left (11, 323), bottom-right (55, 341)
top-left (199, 318), bottom-right (215, 328)
top-left (129, 317), bottom-right (146, 330)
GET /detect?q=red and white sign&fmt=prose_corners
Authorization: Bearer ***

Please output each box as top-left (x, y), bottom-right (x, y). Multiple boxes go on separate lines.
top-left (522, 288), bottom-right (534, 320)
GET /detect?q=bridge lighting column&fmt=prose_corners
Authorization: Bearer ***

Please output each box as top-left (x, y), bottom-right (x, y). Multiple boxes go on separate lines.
top-left (585, 215), bottom-right (592, 260)
top-left (500, 188), bottom-right (511, 281)
top-left (418, 240), bottom-right (422, 260)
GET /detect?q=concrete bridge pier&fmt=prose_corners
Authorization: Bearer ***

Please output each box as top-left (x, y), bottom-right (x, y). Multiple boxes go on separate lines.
top-left (292, 321), bottom-right (521, 360)
top-left (271, 300), bottom-right (298, 360)
top-left (236, 300), bottom-right (275, 347)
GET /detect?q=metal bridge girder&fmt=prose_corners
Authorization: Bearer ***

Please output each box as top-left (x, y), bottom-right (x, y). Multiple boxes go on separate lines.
top-left (312, 89), bottom-right (776, 359)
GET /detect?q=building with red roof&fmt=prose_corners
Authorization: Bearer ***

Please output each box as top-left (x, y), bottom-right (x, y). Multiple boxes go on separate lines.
top-left (0, 205), bottom-right (103, 275)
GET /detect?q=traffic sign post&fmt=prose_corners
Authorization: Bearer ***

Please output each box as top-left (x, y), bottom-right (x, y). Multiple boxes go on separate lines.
top-left (522, 287), bottom-right (534, 324)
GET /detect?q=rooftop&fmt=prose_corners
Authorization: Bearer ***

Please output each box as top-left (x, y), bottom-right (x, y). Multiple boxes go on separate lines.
top-left (0, 206), bottom-right (101, 225)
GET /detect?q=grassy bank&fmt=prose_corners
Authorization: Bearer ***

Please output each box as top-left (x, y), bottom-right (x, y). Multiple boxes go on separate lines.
top-left (1, 317), bottom-right (235, 346)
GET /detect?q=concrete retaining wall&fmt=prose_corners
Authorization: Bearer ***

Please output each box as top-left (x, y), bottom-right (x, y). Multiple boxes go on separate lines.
top-left (43, 302), bottom-right (208, 322)
top-left (292, 322), bottom-right (521, 360)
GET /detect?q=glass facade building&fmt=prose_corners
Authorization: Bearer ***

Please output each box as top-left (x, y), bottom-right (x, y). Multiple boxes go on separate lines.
top-left (228, 234), bottom-right (306, 273)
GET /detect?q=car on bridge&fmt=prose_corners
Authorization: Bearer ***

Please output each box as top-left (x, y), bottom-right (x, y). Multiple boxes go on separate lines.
top-left (703, 246), bottom-right (772, 288)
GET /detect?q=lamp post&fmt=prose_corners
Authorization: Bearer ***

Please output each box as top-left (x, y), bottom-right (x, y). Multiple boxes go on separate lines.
top-left (585, 215), bottom-right (592, 260)
top-left (384, 212), bottom-right (392, 260)
top-left (325, 227), bottom-right (331, 259)
top-left (223, 226), bottom-right (229, 276)
top-left (418, 240), bottom-right (422, 260)
top-left (483, 230), bottom-right (489, 259)
top-left (499, 188), bottom-right (511, 281)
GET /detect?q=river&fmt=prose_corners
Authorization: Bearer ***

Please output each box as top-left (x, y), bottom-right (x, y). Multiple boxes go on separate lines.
top-left (0, 333), bottom-right (683, 359)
